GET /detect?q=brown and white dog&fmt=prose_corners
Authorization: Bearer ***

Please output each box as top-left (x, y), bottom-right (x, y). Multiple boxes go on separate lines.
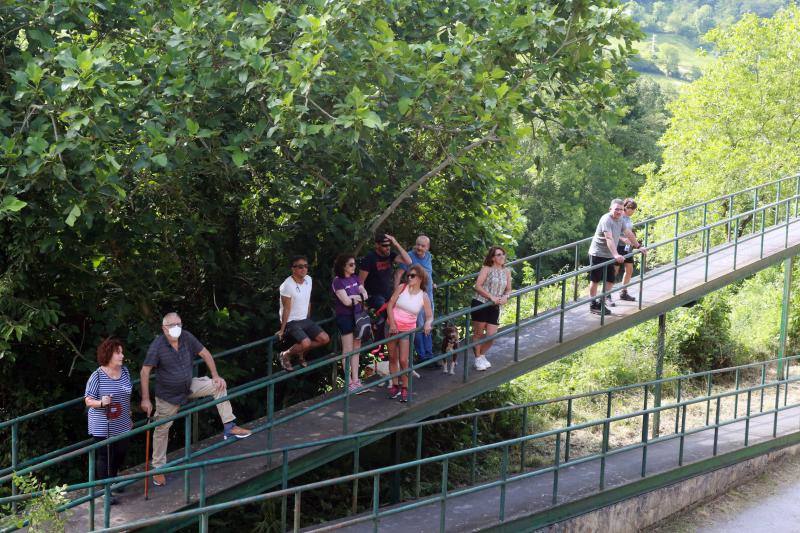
top-left (440, 322), bottom-right (460, 375)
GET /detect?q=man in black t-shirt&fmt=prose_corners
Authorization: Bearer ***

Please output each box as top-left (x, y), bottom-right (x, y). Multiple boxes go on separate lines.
top-left (359, 233), bottom-right (412, 310)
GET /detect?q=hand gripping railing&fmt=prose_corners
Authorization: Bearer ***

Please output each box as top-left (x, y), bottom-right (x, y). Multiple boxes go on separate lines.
top-left (2, 173), bottom-right (800, 523)
top-left (3, 355), bottom-right (796, 532)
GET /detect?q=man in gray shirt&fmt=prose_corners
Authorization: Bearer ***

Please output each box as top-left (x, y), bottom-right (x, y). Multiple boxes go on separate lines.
top-left (140, 312), bottom-right (251, 486)
top-left (587, 199), bottom-right (646, 315)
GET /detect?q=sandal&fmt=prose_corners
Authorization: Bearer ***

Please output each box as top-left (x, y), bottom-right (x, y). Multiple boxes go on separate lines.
top-left (279, 350), bottom-right (294, 372)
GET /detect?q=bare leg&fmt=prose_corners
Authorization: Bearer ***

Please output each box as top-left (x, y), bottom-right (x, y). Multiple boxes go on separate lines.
top-left (398, 338), bottom-right (410, 389)
top-left (480, 324), bottom-right (499, 355)
top-left (622, 262), bottom-right (633, 286)
top-left (388, 339), bottom-right (400, 387)
top-left (341, 333), bottom-right (355, 385)
top-left (472, 321), bottom-right (487, 358)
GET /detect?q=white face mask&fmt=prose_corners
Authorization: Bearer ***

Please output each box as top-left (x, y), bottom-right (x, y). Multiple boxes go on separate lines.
top-left (168, 326), bottom-right (182, 338)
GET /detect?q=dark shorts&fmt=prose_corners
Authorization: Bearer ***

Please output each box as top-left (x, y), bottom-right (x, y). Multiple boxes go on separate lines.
top-left (470, 298), bottom-right (500, 326)
top-left (617, 244), bottom-right (635, 264)
top-left (285, 319), bottom-right (324, 343)
top-left (335, 314), bottom-right (356, 335)
top-left (588, 255), bottom-right (617, 283)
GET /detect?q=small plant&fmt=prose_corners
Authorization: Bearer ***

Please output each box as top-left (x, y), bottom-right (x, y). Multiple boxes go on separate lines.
top-left (0, 474), bottom-right (69, 533)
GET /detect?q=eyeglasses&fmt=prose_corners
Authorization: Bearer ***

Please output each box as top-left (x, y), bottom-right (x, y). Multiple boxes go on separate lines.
top-left (494, 251), bottom-right (505, 256)
top-left (292, 264), bottom-right (309, 269)
top-left (407, 273), bottom-right (418, 279)
top-left (163, 322), bottom-right (182, 328)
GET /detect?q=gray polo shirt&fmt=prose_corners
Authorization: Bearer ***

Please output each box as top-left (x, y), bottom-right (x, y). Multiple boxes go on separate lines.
top-left (588, 213), bottom-right (624, 259)
top-left (143, 331), bottom-right (205, 406)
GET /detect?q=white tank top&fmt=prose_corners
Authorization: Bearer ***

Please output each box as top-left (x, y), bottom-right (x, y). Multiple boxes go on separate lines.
top-left (396, 287), bottom-right (424, 315)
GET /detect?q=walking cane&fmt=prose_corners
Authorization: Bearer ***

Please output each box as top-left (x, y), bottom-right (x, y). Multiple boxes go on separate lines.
top-left (144, 412), bottom-right (152, 500)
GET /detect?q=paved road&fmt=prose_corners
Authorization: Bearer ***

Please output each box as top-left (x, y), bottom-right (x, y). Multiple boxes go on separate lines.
top-left (654, 451), bottom-right (800, 533)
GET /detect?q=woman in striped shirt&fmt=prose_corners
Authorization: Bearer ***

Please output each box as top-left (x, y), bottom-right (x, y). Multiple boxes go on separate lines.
top-left (84, 337), bottom-right (133, 498)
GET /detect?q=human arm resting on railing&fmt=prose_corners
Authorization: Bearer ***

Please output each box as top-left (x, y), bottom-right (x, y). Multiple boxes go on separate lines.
top-left (198, 348), bottom-right (226, 392)
top-left (278, 295), bottom-right (292, 339)
top-left (604, 231), bottom-right (624, 263)
top-left (623, 228), bottom-right (647, 256)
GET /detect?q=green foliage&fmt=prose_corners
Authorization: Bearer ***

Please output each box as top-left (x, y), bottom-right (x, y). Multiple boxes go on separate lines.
top-left (628, 0), bottom-right (790, 39)
top-left (517, 77), bottom-right (671, 261)
top-left (667, 292), bottom-right (735, 371)
top-left (0, 474), bottom-right (68, 532)
top-left (0, 0), bottom-right (642, 472)
top-left (638, 5), bottom-right (800, 216)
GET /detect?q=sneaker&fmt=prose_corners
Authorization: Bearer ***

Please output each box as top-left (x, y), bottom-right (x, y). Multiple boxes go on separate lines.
top-left (590, 303), bottom-right (613, 316)
top-left (152, 474), bottom-right (166, 486)
top-left (223, 425), bottom-right (252, 440)
top-left (619, 291), bottom-right (636, 302)
top-left (387, 385), bottom-right (401, 399)
top-left (399, 388), bottom-right (408, 403)
top-left (473, 357), bottom-right (488, 371)
top-left (483, 357), bottom-right (492, 369)
top-left (279, 350), bottom-right (294, 372)
top-left (349, 380), bottom-right (370, 395)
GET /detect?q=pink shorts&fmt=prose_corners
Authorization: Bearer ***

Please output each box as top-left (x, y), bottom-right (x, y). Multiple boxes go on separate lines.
top-left (392, 308), bottom-right (418, 332)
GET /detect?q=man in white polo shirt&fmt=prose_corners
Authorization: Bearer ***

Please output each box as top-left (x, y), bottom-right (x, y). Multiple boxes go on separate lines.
top-left (278, 255), bottom-right (330, 371)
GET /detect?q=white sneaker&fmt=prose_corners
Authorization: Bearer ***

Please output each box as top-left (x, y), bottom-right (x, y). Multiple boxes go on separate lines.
top-left (483, 357), bottom-right (492, 369)
top-left (473, 357), bottom-right (488, 371)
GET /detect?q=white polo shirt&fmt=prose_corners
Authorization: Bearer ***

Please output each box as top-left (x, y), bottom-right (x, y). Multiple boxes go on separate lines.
top-left (279, 275), bottom-right (312, 322)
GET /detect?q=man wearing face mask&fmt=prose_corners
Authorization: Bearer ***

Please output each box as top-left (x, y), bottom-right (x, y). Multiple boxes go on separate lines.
top-left (140, 312), bottom-right (251, 487)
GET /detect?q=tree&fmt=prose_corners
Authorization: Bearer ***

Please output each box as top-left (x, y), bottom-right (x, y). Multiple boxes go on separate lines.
top-left (659, 44), bottom-right (681, 76)
top-left (638, 5), bottom-right (800, 214)
top-left (0, 0), bottom-right (641, 462)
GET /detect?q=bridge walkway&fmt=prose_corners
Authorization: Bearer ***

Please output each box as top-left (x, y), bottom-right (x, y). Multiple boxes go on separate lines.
top-left (63, 210), bottom-right (800, 530)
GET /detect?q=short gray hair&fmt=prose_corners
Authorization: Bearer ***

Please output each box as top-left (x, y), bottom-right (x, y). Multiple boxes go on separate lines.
top-left (162, 312), bottom-right (180, 326)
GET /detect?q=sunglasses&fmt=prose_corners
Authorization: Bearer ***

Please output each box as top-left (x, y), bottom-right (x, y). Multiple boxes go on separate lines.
top-left (292, 264), bottom-right (309, 269)
top-left (407, 273), bottom-right (418, 279)
top-left (494, 251), bottom-right (505, 256)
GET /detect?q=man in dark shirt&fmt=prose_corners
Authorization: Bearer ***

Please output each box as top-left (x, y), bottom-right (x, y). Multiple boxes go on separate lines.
top-left (359, 233), bottom-right (412, 310)
top-left (140, 312), bottom-right (251, 486)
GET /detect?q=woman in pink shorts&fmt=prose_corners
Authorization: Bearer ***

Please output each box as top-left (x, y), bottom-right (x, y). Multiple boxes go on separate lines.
top-left (386, 264), bottom-right (433, 402)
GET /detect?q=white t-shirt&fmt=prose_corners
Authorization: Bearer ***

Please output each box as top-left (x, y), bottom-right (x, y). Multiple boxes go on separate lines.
top-left (279, 275), bottom-right (312, 322)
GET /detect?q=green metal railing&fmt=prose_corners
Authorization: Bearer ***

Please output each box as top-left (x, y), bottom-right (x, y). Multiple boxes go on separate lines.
top-left (4, 355), bottom-right (797, 532)
top-left (3, 173), bottom-right (800, 525)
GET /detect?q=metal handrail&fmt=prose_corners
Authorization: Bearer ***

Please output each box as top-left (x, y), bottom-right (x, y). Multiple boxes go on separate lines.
top-left (6, 355), bottom-right (791, 533)
top-left (3, 174), bottom-right (800, 527)
top-left (2, 174), bottom-right (795, 435)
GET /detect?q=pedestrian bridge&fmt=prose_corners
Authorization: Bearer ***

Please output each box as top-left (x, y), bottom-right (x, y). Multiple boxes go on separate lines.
top-left (2, 175), bottom-right (800, 532)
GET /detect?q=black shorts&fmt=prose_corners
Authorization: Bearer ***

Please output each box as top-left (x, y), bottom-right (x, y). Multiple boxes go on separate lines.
top-left (588, 255), bottom-right (617, 283)
top-left (335, 315), bottom-right (355, 335)
top-left (616, 244), bottom-right (635, 264)
top-left (285, 319), bottom-right (324, 343)
top-left (470, 298), bottom-right (500, 326)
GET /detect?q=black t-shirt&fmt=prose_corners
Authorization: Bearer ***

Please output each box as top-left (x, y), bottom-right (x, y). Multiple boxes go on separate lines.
top-left (359, 250), bottom-right (398, 300)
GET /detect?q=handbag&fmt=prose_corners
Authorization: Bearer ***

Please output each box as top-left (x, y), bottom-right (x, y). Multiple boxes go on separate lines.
top-left (354, 305), bottom-right (373, 342)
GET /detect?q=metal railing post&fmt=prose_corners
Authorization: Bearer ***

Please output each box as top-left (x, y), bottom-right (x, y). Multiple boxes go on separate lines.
top-left (653, 314), bottom-right (666, 439)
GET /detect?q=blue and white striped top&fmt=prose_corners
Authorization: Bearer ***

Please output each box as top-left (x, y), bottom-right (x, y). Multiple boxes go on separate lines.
top-left (85, 366), bottom-right (133, 437)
